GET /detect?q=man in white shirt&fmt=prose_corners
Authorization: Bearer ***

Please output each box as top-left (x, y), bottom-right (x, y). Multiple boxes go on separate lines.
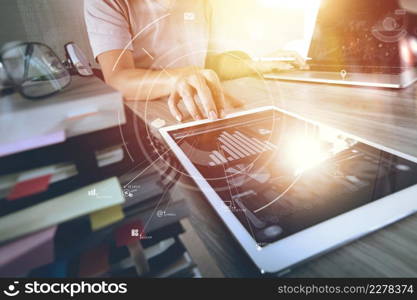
top-left (85, 0), bottom-right (305, 121)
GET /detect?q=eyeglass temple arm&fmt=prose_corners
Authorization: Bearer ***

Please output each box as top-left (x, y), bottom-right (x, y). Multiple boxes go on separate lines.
top-left (23, 44), bottom-right (34, 83)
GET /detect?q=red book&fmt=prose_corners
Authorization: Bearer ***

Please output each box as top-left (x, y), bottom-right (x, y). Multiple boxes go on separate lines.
top-left (7, 174), bottom-right (52, 201)
top-left (114, 220), bottom-right (144, 247)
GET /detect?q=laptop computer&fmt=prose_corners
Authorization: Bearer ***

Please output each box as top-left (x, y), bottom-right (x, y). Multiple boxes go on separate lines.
top-left (264, 0), bottom-right (417, 88)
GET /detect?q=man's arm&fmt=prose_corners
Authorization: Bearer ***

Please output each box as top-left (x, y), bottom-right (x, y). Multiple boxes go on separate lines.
top-left (99, 49), bottom-right (185, 101)
top-left (207, 51), bottom-right (307, 81)
top-left (86, 0), bottom-right (234, 121)
top-left (98, 49), bottom-right (227, 121)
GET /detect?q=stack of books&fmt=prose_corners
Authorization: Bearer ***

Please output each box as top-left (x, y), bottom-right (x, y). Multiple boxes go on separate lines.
top-left (0, 77), bottom-right (199, 278)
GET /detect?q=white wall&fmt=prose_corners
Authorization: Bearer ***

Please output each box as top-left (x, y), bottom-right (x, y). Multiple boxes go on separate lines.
top-left (0, 0), bottom-right (27, 45)
top-left (0, 0), bottom-right (321, 67)
top-left (0, 0), bottom-right (96, 66)
top-left (209, 0), bottom-right (321, 57)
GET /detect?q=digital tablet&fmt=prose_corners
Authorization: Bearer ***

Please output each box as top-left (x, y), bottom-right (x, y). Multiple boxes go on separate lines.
top-left (159, 106), bottom-right (417, 274)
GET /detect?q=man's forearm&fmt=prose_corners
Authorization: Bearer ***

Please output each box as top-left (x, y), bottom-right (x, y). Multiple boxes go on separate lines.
top-left (106, 67), bottom-right (194, 101)
top-left (206, 51), bottom-right (254, 81)
top-left (106, 68), bottom-right (174, 101)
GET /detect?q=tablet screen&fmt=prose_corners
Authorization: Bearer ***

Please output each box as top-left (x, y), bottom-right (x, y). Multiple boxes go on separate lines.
top-left (168, 109), bottom-right (417, 246)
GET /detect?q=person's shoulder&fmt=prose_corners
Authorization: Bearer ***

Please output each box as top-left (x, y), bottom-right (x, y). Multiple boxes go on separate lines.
top-left (85, 0), bottom-right (129, 12)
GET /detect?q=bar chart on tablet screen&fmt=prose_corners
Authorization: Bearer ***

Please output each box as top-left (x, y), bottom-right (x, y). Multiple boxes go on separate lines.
top-left (208, 130), bottom-right (277, 166)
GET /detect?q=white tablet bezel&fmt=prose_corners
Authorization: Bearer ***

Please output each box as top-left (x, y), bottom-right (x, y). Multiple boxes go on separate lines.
top-left (160, 106), bottom-right (417, 274)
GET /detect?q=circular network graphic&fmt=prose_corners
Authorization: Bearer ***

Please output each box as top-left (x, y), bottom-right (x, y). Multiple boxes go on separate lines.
top-left (371, 9), bottom-right (408, 43)
top-left (113, 9), bottom-right (301, 246)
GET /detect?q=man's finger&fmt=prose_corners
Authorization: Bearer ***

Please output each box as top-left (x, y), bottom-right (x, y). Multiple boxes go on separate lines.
top-left (268, 50), bottom-right (307, 68)
top-left (270, 62), bottom-right (294, 71)
top-left (285, 51), bottom-right (307, 68)
top-left (167, 91), bottom-right (182, 122)
top-left (187, 74), bottom-right (218, 120)
top-left (201, 70), bottom-right (226, 117)
top-left (178, 82), bottom-right (202, 120)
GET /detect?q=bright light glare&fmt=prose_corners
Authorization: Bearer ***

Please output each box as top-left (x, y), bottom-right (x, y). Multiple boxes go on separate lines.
top-left (285, 136), bottom-right (328, 175)
top-left (410, 37), bottom-right (417, 54)
top-left (210, 0), bottom-right (322, 57)
top-left (259, 0), bottom-right (321, 9)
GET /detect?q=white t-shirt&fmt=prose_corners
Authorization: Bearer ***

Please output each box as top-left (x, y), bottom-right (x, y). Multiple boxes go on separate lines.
top-left (84, 0), bottom-right (210, 69)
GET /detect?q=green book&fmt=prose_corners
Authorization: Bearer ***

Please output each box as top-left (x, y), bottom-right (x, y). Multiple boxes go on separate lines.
top-left (0, 177), bottom-right (125, 243)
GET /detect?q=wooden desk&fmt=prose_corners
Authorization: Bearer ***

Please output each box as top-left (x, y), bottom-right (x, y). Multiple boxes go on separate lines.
top-left (125, 77), bottom-right (417, 277)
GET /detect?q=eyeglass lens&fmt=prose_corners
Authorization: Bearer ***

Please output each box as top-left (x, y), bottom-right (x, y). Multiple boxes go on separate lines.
top-left (1, 43), bottom-right (70, 98)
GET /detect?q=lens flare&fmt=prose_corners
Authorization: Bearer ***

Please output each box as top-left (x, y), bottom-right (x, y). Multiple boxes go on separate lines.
top-left (284, 136), bottom-right (328, 175)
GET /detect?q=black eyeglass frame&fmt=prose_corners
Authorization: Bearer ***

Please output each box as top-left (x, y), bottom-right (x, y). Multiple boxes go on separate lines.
top-left (0, 42), bottom-right (72, 100)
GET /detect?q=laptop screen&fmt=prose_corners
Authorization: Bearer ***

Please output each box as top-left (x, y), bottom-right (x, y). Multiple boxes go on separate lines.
top-left (308, 0), bottom-right (417, 72)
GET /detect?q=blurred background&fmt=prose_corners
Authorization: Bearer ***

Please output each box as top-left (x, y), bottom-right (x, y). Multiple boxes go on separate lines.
top-left (209, 0), bottom-right (321, 57)
top-left (0, 0), bottom-right (95, 66)
top-left (0, 0), bottom-right (320, 68)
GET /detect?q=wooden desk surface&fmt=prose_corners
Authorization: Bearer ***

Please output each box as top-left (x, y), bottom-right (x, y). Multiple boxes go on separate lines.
top-left (125, 77), bottom-right (417, 277)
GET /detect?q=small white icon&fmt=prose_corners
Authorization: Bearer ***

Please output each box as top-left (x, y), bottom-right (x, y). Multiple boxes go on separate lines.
top-left (123, 189), bottom-right (134, 198)
top-left (156, 209), bottom-right (176, 218)
top-left (258, 128), bottom-right (272, 135)
top-left (340, 69), bottom-right (347, 80)
top-left (88, 188), bottom-right (98, 197)
top-left (131, 229), bottom-right (140, 237)
top-left (184, 12), bottom-right (195, 21)
top-left (3, 282), bottom-right (20, 297)
top-left (396, 164), bottom-right (411, 171)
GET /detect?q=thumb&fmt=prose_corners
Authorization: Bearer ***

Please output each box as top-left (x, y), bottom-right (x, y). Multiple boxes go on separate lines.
top-left (270, 62), bottom-right (294, 71)
top-left (225, 92), bottom-right (245, 108)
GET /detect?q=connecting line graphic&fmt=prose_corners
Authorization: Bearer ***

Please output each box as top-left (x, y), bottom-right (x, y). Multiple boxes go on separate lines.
top-left (160, 67), bottom-right (173, 77)
top-left (162, 180), bottom-right (179, 213)
top-left (123, 147), bottom-right (171, 189)
top-left (142, 47), bottom-right (154, 60)
top-left (112, 13), bottom-right (171, 72)
top-left (219, 144), bottom-right (257, 242)
top-left (252, 141), bottom-right (357, 213)
top-left (218, 143), bottom-right (235, 206)
top-left (145, 137), bottom-right (207, 230)
top-left (161, 137), bottom-right (199, 212)
top-left (253, 173), bottom-right (303, 214)
top-left (124, 147), bottom-right (176, 234)
top-left (241, 202), bottom-right (257, 245)
top-left (142, 179), bottom-right (175, 233)
top-left (124, 131), bottom-right (197, 234)
top-left (118, 110), bottom-right (134, 162)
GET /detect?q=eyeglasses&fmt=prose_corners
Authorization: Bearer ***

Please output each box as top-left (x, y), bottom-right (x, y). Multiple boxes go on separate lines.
top-left (0, 42), bottom-right (93, 100)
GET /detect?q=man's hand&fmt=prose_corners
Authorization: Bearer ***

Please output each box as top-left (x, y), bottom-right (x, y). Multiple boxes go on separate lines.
top-left (97, 50), bottom-right (243, 118)
top-left (168, 68), bottom-right (242, 122)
